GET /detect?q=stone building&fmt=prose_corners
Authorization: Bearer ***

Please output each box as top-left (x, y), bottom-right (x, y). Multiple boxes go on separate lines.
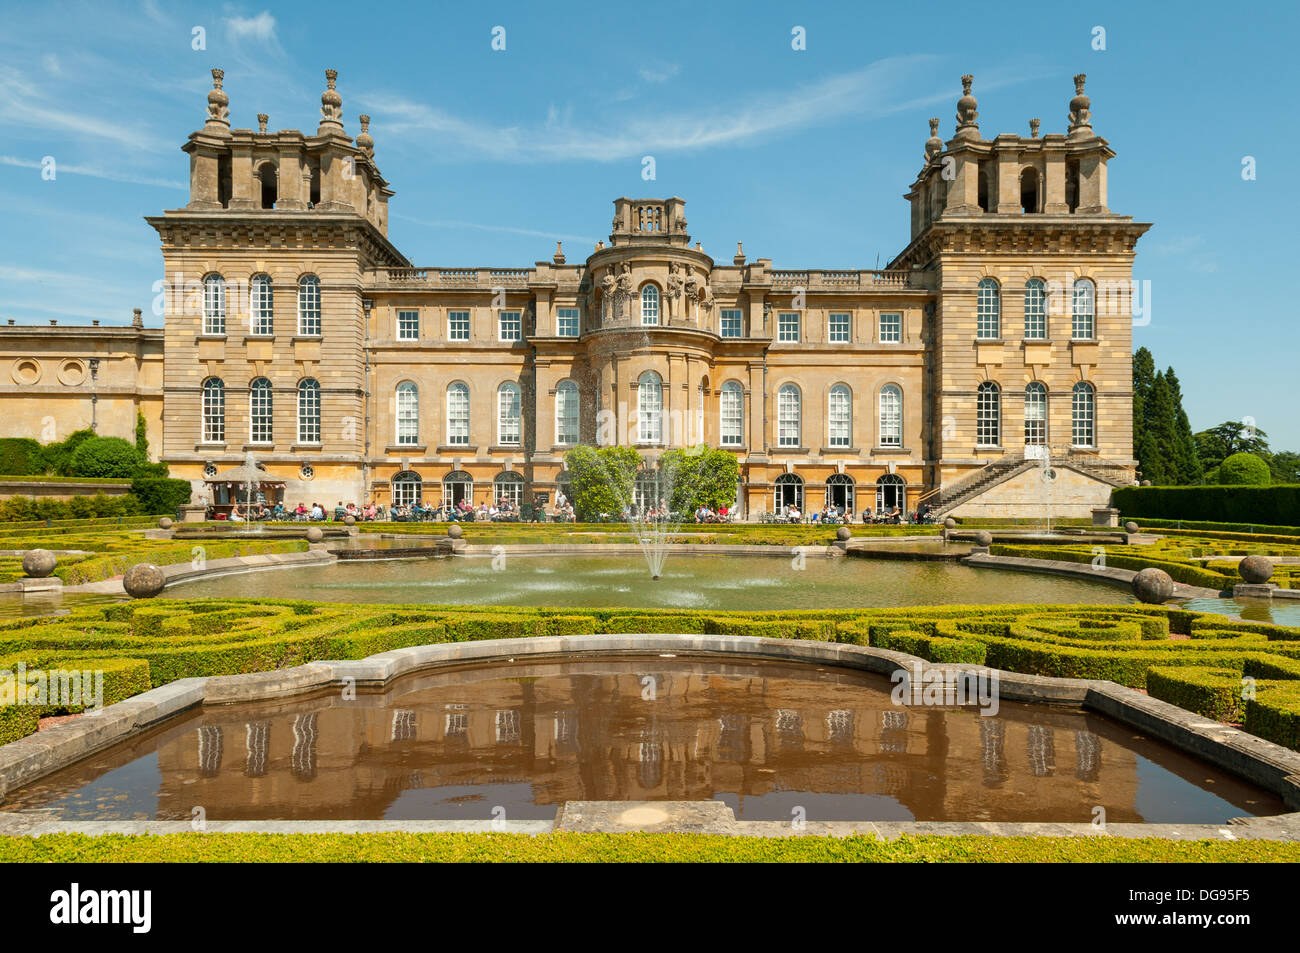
top-left (1, 68), bottom-right (1148, 519)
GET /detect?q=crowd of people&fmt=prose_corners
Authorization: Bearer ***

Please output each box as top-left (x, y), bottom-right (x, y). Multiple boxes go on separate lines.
top-left (224, 500), bottom-right (385, 522)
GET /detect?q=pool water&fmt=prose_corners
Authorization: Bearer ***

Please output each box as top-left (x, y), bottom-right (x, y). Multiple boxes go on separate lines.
top-left (3, 656), bottom-right (1281, 824)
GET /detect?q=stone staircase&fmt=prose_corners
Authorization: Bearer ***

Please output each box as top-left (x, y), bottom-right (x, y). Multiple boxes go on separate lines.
top-left (930, 447), bottom-right (1131, 517)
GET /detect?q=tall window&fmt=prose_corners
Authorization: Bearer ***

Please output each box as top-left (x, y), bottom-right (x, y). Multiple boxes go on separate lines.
top-left (777, 384), bottom-right (801, 447)
top-left (250, 274), bottom-right (273, 335)
top-left (720, 381), bottom-right (743, 447)
top-left (1024, 279), bottom-right (1046, 340)
top-left (203, 274), bottom-right (226, 335)
top-left (494, 472), bottom-right (524, 507)
top-left (879, 312), bottom-right (902, 343)
top-left (641, 285), bottom-right (660, 326)
top-left (976, 381), bottom-right (1001, 447)
top-left (828, 384), bottom-right (852, 448)
top-left (498, 310), bottom-right (522, 341)
top-left (828, 312), bottom-right (851, 343)
top-left (778, 312), bottom-right (800, 342)
top-left (638, 371), bottom-right (662, 443)
top-left (446, 382), bottom-right (470, 446)
top-left (1025, 382), bottom-right (1047, 445)
top-left (1072, 381), bottom-right (1095, 447)
top-left (201, 378), bottom-right (225, 443)
top-left (1072, 278), bottom-right (1095, 340)
top-left (879, 384), bottom-right (902, 447)
top-left (720, 308), bottom-right (742, 338)
top-left (447, 310), bottom-right (470, 341)
top-left (497, 382), bottom-right (521, 446)
top-left (395, 382), bottom-right (419, 446)
top-left (555, 380), bottom-right (579, 445)
top-left (556, 307), bottom-right (579, 337)
top-left (977, 278), bottom-right (1001, 340)
top-left (297, 378), bottom-right (321, 444)
top-left (397, 309), bottom-right (419, 340)
top-left (297, 275), bottom-right (321, 336)
top-left (249, 377), bottom-right (273, 444)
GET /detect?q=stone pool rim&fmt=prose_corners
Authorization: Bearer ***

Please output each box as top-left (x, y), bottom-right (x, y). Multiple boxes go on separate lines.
top-left (1, 632), bottom-right (1298, 841)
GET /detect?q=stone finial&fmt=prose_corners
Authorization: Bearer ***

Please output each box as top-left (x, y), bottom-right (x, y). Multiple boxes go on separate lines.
top-left (553, 241), bottom-right (565, 264)
top-left (319, 68), bottom-right (343, 132)
top-left (1067, 73), bottom-right (1092, 138)
top-left (132, 307), bottom-right (143, 328)
top-left (257, 113), bottom-right (268, 134)
top-left (734, 241), bottom-right (746, 266)
top-left (954, 74), bottom-right (979, 140)
top-left (1029, 117), bottom-right (1041, 138)
top-left (355, 114), bottom-right (374, 156)
top-left (925, 117), bottom-right (944, 161)
top-left (205, 67), bottom-right (230, 128)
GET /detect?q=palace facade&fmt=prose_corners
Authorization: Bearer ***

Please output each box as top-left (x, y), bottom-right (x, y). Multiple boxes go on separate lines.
top-left (0, 68), bottom-right (1149, 518)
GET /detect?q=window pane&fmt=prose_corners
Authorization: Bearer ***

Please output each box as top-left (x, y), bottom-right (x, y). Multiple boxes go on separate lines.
top-left (976, 383), bottom-right (1000, 446)
top-left (398, 310), bottom-right (419, 340)
top-left (829, 386), bottom-right (851, 447)
top-left (720, 383), bottom-right (743, 446)
top-left (250, 378), bottom-right (273, 443)
top-left (556, 307), bottom-right (579, 337)
top-left (720, 309), bottom-right (742, 338)
top-left (202, 379), bottom-right (225, 443)
top-left (448, 310), bottom-right (470, 340)
top-left (1025, 383), bottom-right (1047, 445)
top-left (641, 286), bottom-right (660, 326)
top-left (498, 384), bottom-right (521, 445)
top-left (250, 275), bottom-right (273, 335)
top-left (828, 312), bottom-right (850, 343)
top-left (499, 310), bottom-right (522, 341)
top-left (638, 375), bottom-right (662, 442)
top-left (1024, 280), bottom-right (1046, 340)
top-left (1072, 383), bottom-right (1095, 446)
top-left (204, 276), bottom-right (226, 335)
top-left (297, 379), bottom-right (320, 444)
top-left (778, 386), bottom-right (800, 446)
top-left (778, 312), bottom-right (800, 342)
top-left (556, 382), bottom-right (579, 444)
top-left (447, 384), bottom-right (470, 445)
top-left (879, 385), bottom-right (902, 446)
top-left (298, 276), bottom-right (320, 336)
top-left (977, 279), bottom-right (1000, 339)
top-left (1072, 280), bottom-right (1095, 340)
top-left (396, 384), bottom-right (419, 445)
top-left (879, 312), bottom-right (902, 343)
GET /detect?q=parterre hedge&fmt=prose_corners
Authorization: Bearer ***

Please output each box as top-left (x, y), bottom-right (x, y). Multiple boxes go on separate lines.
top-left (1113, 485), bottom-right (1300, 525)
top-left (3, 599), bottom-right (1300, 751)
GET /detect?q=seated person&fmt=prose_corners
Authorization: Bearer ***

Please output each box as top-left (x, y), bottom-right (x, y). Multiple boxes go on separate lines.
top-left (333, 502), bottom-right (347, 521)
top-left (310, 503), bottom-right (325, 521)
top-left (861, 507), bottom-right (873, 524)
top-left (272, 502), bottom-right (286, 520)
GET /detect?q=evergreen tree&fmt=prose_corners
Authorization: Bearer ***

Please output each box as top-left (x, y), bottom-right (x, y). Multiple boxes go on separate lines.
top-left (1143, 371), bottom-right (1178, 485)
top-left (1132, 348), bottom-right (1159, 482)
top-left (1164, 369), bottom-right (1203, 484)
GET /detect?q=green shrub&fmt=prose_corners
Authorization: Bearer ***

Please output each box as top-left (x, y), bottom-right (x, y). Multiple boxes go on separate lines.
top-left (1218, 453), bottom-right (1272, 486)
top-left (1244, 685), bottom-right (1300, 749)
top-left (0, 438), bottom-right (44, 476)
top-left (68, 437), bottom-right (145, 479)
top-left (130, 477), bottom-right (192, 515)
top-left (1147, 667), bottom-right (1247, 722)
top-left (1112, 485), bottom-right (1300, 525)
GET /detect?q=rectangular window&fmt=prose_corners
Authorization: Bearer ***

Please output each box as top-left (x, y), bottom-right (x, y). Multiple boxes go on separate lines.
top-left (720, 309), bottom-right (742, 338)
top-left (879, 312), bottom-right (902, 343)
top-left (447, 310), bottom-right (470, 341)
top-left (556, 307), bottom-right (579, 337)
top-left (499, 310), bottom-right (522, 342)
top-left (1024, 283), bottom-right (1046, 340)
top-left (250, 278), bottom-right (273, 335)
top-left (828, 312), bottom-right (851, 343)
top-left (447, 388), bottom-right (470, 445)
top-left (397, 310), bottom-right (419, 341)
top-left (778, 312), bottom-right (800, 342)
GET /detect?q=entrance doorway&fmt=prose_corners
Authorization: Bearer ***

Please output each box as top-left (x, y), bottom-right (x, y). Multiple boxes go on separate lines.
top-left (876, 474), bottom-right (905, 514)
top-left (443, 470), bottom-right (473, 508)
top-left (774, 473), bottom-right (804, 514)
top-left (825, 474), bottom-right (855, 515)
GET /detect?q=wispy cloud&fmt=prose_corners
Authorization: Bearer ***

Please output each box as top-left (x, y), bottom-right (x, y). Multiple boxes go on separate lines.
top-left (0, 155), bottom-right (185, 189)
top-left (225, 11), bottom-right (279, 44)
top-left (638, 63), bottom-right (680, 84)
top-left (393, 213), bottom-right (598, 246)
top-left (361, 55), bottom-right (1027, 163)
top-left (0, 66), bottom-right (171, 154)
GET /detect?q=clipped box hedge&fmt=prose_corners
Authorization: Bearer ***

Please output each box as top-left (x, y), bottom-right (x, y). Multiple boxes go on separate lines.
top-left (1113, 484), bottom-right (1300, 525)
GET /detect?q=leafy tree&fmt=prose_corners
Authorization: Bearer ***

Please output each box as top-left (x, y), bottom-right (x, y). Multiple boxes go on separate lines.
top-left (1269, 450), bottom-right (1300, 484)
top-left (1217, 452), bottom-right (1271, 485)
top-left (1195, 421), bottom-right (1271, 473)
top-left (563, 445), bottom-right (641, 521)
top-left (68, 436), bottom-right (146, 479)
top-left (0, 438), bottom-right (44, 475)
top-left (660, 446), bottom-right (740, 512)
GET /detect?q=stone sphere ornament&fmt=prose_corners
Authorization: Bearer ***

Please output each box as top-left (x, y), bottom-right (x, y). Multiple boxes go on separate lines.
top-left (944, 517), bottom-right (957, 530)
top-left (974, 530), bottom-right (993, 547)
top-left (306, 527), bottom-right (324, 543)
top-left (836, 526), bottom-right (851, 541)
top-left (21, 549), bottom-right (56, 578)
top-left (1238, 555), bottom-right (1274, 585)
top-left (447, 522), bottom-right (464, 539)
top-left (1132, 567), bottom-right (1175, 604)
top-left (344, 515), bottom-right (356, 526)
top-left (123, 563), bottom-right (166, 599)
top-left (157, 517), bottom-right (173, 529)
top-left (1124, 521), bottom-right (1139, 535)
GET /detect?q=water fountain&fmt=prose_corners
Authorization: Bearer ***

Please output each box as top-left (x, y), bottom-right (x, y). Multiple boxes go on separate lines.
top-left (1037, 448), bottom-right (1056, 535)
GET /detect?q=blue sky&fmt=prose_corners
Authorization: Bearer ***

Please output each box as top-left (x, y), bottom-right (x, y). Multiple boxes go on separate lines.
top-left (1, 0), bottom-right (1296, 446)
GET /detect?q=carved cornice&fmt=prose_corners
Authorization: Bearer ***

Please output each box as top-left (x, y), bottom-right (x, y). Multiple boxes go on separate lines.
top-left (145, 212), bottom-right (409, 268)
top-left (890, 217), bottom-right (1152, 270)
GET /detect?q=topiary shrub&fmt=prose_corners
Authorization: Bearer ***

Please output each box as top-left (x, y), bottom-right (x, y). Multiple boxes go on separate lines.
top-left (130, 477), bottom-right (193, 515)
top-left (0, 437), bottom-right (45, 476)
top-left (68, 437), bottom-right (145, 479)
top-left (1218, 453), bottom-right (1272, 486)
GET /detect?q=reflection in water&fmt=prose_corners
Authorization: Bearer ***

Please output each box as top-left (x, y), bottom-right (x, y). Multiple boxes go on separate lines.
top-left (1181, 596), bottom-right (1300, 627)
top-left (4, 656), bottom-right (1283, 825)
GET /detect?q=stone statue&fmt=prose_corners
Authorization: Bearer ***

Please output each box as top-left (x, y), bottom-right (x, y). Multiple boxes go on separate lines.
top-left (601, 271), bottom-right (617, 321)
top-left (666, 261), bottom-right (683, 299)
top-left (683, 263), bottom-right (699, 302)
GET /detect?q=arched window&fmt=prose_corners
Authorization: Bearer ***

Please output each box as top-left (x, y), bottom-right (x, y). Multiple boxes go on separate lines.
top-left (1024, 279), bottom-right (1046, 340)
top-left (876, 474), bottom-right (906, 513)
top-left (494, 471), bottom-right (524, 507)
top-left (446, 382), bottom-right (470, 446)
top-left (392, 470), bottom-right (422, 506)
top-left (879, 384), bottom-right (902, 447)
top-left (249, 377), bottom-right (273, 444)
top-left (443, 470), bottom-right (473, 508)
top-left (826, 473), bottom-right (854, 514)
top-left (777, 384), bottom-right (801, 447)
top-left (976, 381), bottom-right (1001, 447)
top-left (774, 472), bottom-right (804, 513)
top-left (297, 275), bottom-right (321, 336)
top-left (638, 371), bottom-right (662, 443)
top-left (828, 384), bottom-right (852, 448)
top-left (977, 278), bottom-right (1000, 340)
top-left (1025, 382), bottom-right (1047, 446)
top-left (720, 381), bottom-right (744, 447)
top-left (1072, 382), bottom-right (1095, 447)
top-left (297, 378), bottom-right (321, 444)
top-left (203, 274), bottom-right (226, 335)
top-left (201, 378), bottom-right (225, 443)
top-left (1072, 278), bottom-right (1095, 340)
top-left (249, 274), bottom-right (273, 335)
top-left (497, 382), bottom-right (521, 446)
top-left (641, 284), bottom-right (660, 326)
top-left (395, 381), bottom-right (419, 446)
top-left (555, 380), bottom-right (579, 445)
